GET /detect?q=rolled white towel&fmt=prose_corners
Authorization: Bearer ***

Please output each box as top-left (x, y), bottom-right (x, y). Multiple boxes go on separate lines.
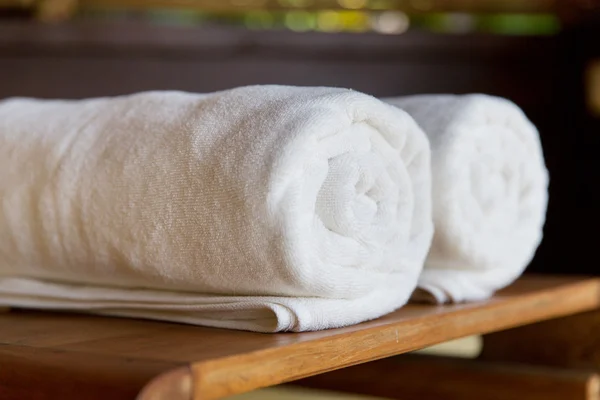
top-left (385, 94), bottom-right (548, 303)
top-left (0, 85), bottom-right (433, 332)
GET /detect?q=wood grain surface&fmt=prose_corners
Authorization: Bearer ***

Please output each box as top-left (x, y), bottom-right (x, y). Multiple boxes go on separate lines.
top-left (0, 344), bottom-right (181, 400)
top-left (0, 275), bottom-right (598, 399)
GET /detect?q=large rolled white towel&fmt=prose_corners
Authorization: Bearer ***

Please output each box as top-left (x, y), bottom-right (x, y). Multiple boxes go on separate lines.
top-left (385, 94), bottom-right (548, 303)
top-left (0, 85), bottom-right (433, 332)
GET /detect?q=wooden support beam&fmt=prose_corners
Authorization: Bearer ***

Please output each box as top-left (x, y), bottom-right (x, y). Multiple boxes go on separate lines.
top-left (481, 309), bottom-right (600, 370)
top-left (292, 355), bottom-right (600, 400)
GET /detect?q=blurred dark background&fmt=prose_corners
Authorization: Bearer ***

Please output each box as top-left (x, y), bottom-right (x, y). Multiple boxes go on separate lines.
top-left (1, 0), bottom-right (598, 275)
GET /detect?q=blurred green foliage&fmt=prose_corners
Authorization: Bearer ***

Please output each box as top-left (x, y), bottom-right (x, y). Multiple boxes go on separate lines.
top-left (78, 6), bottom-right (561, 35)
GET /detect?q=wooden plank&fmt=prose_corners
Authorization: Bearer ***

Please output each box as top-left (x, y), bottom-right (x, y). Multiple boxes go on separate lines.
top-left (0, 345), bottom-right (184, 400)
top-left (291, 355), bottom-right (600, 400)
top-left (8, 276), bottom-right (591, 363)
top-left (0, 310), bottom-right (175, 347)
top-left (481, 309), bottom-right (600, 369)
top-left (0, 275), bottom-right (598, 399)
top-left (185, 276), bottom-right (600, 399)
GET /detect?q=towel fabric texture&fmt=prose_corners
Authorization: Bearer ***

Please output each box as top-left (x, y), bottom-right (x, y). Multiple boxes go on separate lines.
top-left (0, 86), bottom-right (433, 332)
top-left (385, 94), bottom-right (548, 303)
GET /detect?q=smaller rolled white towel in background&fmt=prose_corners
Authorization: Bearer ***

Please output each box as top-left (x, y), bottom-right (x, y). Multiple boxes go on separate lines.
top-left (385, 94), bottom-right (549, 303)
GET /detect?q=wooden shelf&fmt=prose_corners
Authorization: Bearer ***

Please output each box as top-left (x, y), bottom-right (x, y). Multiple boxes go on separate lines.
top-left (293, 354), bottom-right (600, 400)
top-left (1, 275), bottom-right (599, 400)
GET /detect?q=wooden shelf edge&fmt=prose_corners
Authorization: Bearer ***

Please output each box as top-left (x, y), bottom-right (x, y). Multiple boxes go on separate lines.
top-left (188, 277), bottom-right (600, 399)
top-left (137, 366), bottom-right (193, 400)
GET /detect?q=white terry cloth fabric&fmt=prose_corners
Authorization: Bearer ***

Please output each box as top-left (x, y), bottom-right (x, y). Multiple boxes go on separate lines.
top-left (385, 94), bottom-right (549, 303)
top-left (0, 85), bottom-right (433, 332)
